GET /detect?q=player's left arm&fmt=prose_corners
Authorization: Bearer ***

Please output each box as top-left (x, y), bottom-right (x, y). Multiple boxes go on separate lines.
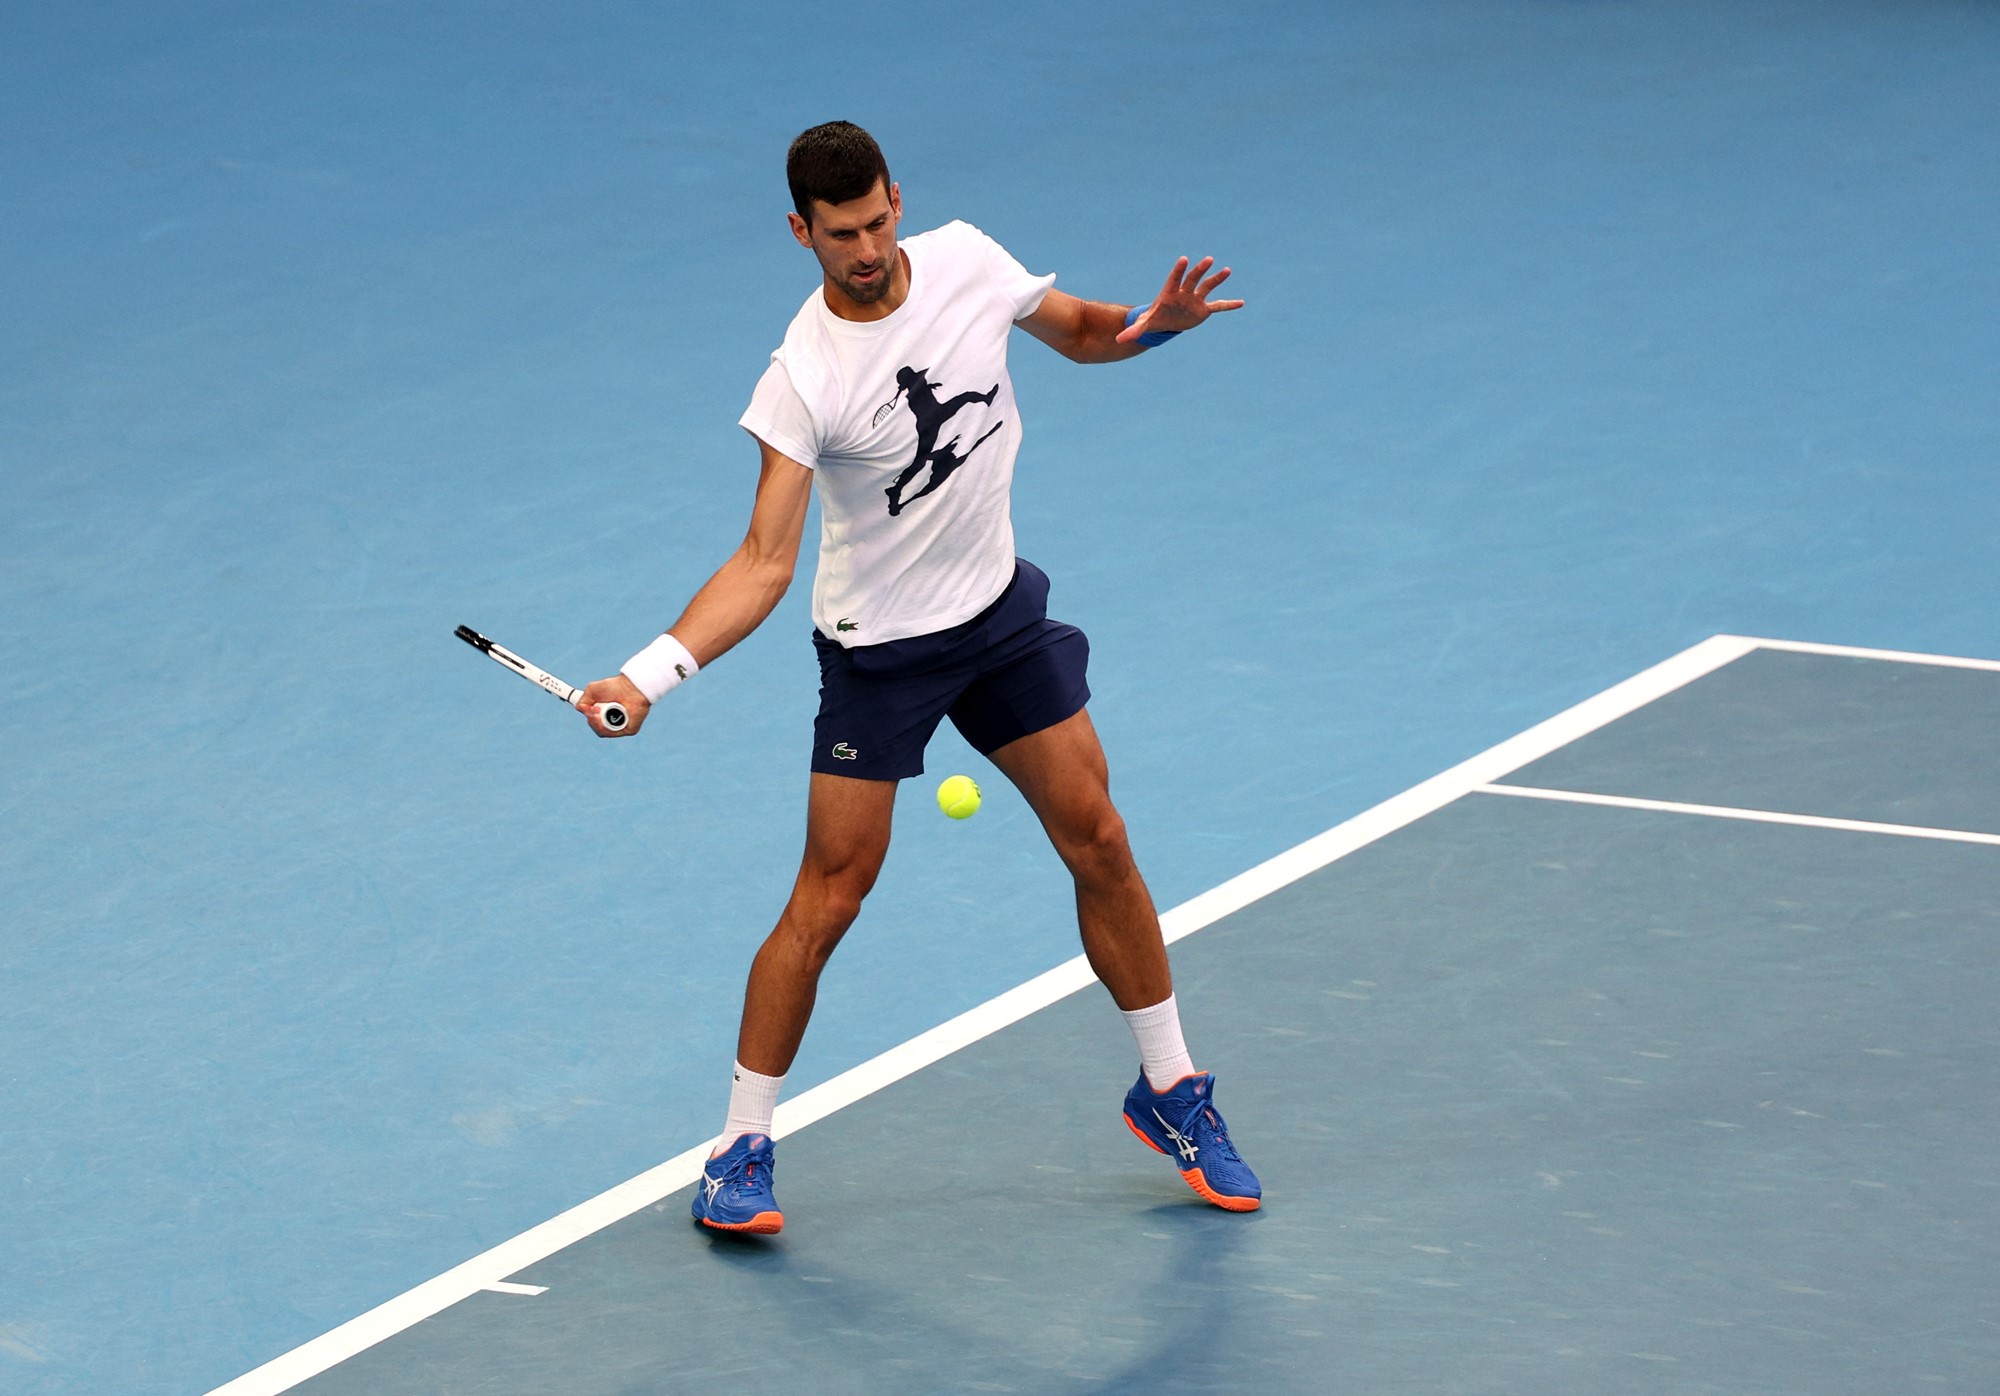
top-left (1015, 256), bottom-right (1243, 364)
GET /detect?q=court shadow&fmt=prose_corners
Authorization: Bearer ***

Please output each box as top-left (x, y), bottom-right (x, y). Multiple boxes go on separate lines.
top-left (1077, 1202), bottom-right (1259, 1396)
top-left (682, 1192), bottom-right (1265, 1394)
top-left (696, 1222), bottom-right (792, 1273)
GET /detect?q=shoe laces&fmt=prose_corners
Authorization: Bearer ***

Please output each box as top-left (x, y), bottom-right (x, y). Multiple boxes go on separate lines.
top-left (1171, 1097), bottom-right (1243, 1164)
top-left (715, 1141), bottom-right (776, 1190)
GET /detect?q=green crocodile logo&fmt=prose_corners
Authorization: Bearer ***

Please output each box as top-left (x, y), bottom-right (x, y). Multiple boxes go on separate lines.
top-left (831, 742), bottom-right (859, 761)
top-left (836, 618), bottom-right (859, 633)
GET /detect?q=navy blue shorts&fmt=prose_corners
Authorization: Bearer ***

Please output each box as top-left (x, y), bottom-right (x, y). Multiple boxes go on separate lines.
top-left (810, 559), bottom-right (1090, 780)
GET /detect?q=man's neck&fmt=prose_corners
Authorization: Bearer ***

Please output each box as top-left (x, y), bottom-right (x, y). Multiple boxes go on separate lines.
top-left (823, 248), bottom-right (912, 323)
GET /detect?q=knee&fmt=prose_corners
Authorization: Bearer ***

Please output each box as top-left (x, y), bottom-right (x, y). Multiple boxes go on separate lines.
top-left (781, 861), bottom-right (876, 963)
top-left (811, 874), bottom-right (870, 937)
top-left (1060, 806), bottom-right (1136, 886)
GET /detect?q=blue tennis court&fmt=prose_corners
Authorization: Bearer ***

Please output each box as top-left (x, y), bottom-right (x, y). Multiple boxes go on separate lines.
top-left (223, 637), bottom-right (2000, 1392)
top-left (4, 3), bottom-right (1997, 1394)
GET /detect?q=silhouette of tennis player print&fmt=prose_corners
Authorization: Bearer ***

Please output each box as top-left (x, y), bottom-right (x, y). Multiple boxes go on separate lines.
top-left (882, 365), bottom-right (1001, 517)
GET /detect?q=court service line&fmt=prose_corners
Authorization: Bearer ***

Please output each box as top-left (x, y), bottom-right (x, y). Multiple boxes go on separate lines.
top-left (1476, 783), bottom-right (2000, 847)
top-left (204, 632), bottom-right (1760, 1396)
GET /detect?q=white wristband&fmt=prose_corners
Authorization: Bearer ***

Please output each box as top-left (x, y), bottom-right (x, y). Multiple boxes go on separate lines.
top-left (621, 633), bottom-right (699, 704)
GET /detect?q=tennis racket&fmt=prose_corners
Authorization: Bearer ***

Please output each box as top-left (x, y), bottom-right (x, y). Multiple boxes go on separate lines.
top-left (454, 624), bottom-right (628, 732)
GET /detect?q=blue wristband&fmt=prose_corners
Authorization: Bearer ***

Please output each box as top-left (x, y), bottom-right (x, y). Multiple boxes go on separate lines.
top-left (1124, 304), bottom-right (1180, 348)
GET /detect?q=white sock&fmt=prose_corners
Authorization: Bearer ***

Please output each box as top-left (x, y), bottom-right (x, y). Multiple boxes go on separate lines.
top-left (1121, 994), bottom-right (1197, 1092)
top-left (715, 1060), bottom-right (784, 1156)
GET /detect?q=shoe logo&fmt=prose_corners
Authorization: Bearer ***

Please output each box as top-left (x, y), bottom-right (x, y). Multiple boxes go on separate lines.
top-left (702, 1172), bottom-right (726, 1206)
top-left (831, 742), bottom-right (859, 761)
top-left (836, 618), bottom-right (858, 633)
top-left (1153, 1107), bottom-right (1200, 1163)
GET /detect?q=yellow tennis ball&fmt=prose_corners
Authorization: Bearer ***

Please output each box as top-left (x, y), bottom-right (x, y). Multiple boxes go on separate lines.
top-left (937, 774), bottom-right (982, 819)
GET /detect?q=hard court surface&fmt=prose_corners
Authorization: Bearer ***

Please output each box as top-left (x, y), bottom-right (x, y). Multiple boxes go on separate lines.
top-left (286, 642), bottom-right (2000, 1394)
top-left (4, 3), bottom-right (1998, 1394)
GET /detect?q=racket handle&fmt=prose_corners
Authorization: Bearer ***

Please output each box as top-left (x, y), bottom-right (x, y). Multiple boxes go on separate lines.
top-left (568, 693), bottom-right (629, 733)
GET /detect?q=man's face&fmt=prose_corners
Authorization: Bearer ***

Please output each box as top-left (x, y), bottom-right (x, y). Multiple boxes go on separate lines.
top-left (790, 179), bottom-right (902, 306)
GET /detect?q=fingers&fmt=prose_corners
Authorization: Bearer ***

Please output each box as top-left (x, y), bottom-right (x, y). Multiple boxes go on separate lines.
top-left (1164, 257), bottom-right (1241, 307)
top-left (576, 677), bottom-right (649, 738)
top-left (1128, 256), bottom-right (1243, 342)
top-left (585, 702), bottom-right (641, 738)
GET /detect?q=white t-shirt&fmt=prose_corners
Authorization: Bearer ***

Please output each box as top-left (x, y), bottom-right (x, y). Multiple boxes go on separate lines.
top-left (739, 220), bottom-right (1056, 647)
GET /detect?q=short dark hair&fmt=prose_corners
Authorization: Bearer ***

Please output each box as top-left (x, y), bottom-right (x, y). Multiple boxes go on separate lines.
top-left (787, 121), bottom-right (890, 227)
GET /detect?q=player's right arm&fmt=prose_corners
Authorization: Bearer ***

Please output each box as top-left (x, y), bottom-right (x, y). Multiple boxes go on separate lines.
top-left (579, 439), bottom-right (812, 736)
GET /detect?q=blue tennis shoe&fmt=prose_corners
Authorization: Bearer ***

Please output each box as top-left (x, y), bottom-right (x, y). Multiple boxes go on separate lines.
top-left (691, 1133), bottom-right (783, 1234)
top-left (1123, 1071), bottom-right (1262, 1211)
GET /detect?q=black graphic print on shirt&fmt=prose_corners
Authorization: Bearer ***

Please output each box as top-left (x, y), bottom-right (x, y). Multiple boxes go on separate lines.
top-left (882, 365), bottom-right (1001, 517)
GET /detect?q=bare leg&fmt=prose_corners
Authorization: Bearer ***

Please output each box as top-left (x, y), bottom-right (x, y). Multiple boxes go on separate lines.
top-left (987, 709), bottom-right (1172, 1010)
top-left (995, 713), bottom-right (1263, 1211)
top-left (735, 773), bottom-right (898, 1076)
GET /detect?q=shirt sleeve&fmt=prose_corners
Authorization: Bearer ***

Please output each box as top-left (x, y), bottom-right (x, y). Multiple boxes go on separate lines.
top-left (974, 226), bottom-right (1057, 320)
top-left (738, 357), bottom-right (819, 468)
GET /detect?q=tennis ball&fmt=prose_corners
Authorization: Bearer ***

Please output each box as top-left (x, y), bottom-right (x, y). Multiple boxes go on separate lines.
top-left (937, 774), bottom-right (982, 820)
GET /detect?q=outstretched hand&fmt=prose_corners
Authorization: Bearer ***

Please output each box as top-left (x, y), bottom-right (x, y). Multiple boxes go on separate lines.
top-left (1115, 256), bottom-right (1244, 344)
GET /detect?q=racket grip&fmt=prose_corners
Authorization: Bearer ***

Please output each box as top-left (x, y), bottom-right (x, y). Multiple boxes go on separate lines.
top-left (569, 693), bottom-right (630, 733)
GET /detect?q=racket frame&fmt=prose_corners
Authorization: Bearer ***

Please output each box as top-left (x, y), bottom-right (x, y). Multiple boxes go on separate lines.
top-left (455, 624), bottom-right (628, 731)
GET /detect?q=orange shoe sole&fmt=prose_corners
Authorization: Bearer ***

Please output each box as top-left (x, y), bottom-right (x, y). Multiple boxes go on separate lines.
top-left (699, 1211), bottom-right (784, 1235)
top-left (1124, 1113), bottom-right (1261, 1212)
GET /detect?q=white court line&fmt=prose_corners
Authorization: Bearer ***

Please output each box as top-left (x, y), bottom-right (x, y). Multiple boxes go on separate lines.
top-left (1726, 635), bottom-right (2000, 675)
top-left (205, 631), bottom-right (1767, 1396)
top-left (1477, 784), bottom-right (2000, 848)
top-left (479, 1282), bottom-right (547, 1297)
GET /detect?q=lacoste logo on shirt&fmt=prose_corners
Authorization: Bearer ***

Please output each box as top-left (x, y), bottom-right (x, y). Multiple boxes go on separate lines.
top-left (836, 618), bottom-right (858, 633)
top-left (831, 742), bottom-right (859, 760)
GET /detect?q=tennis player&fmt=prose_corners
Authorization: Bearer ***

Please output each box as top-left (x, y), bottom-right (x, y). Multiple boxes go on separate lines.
top-left (581, 121), bottom-right (1260, 1233)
